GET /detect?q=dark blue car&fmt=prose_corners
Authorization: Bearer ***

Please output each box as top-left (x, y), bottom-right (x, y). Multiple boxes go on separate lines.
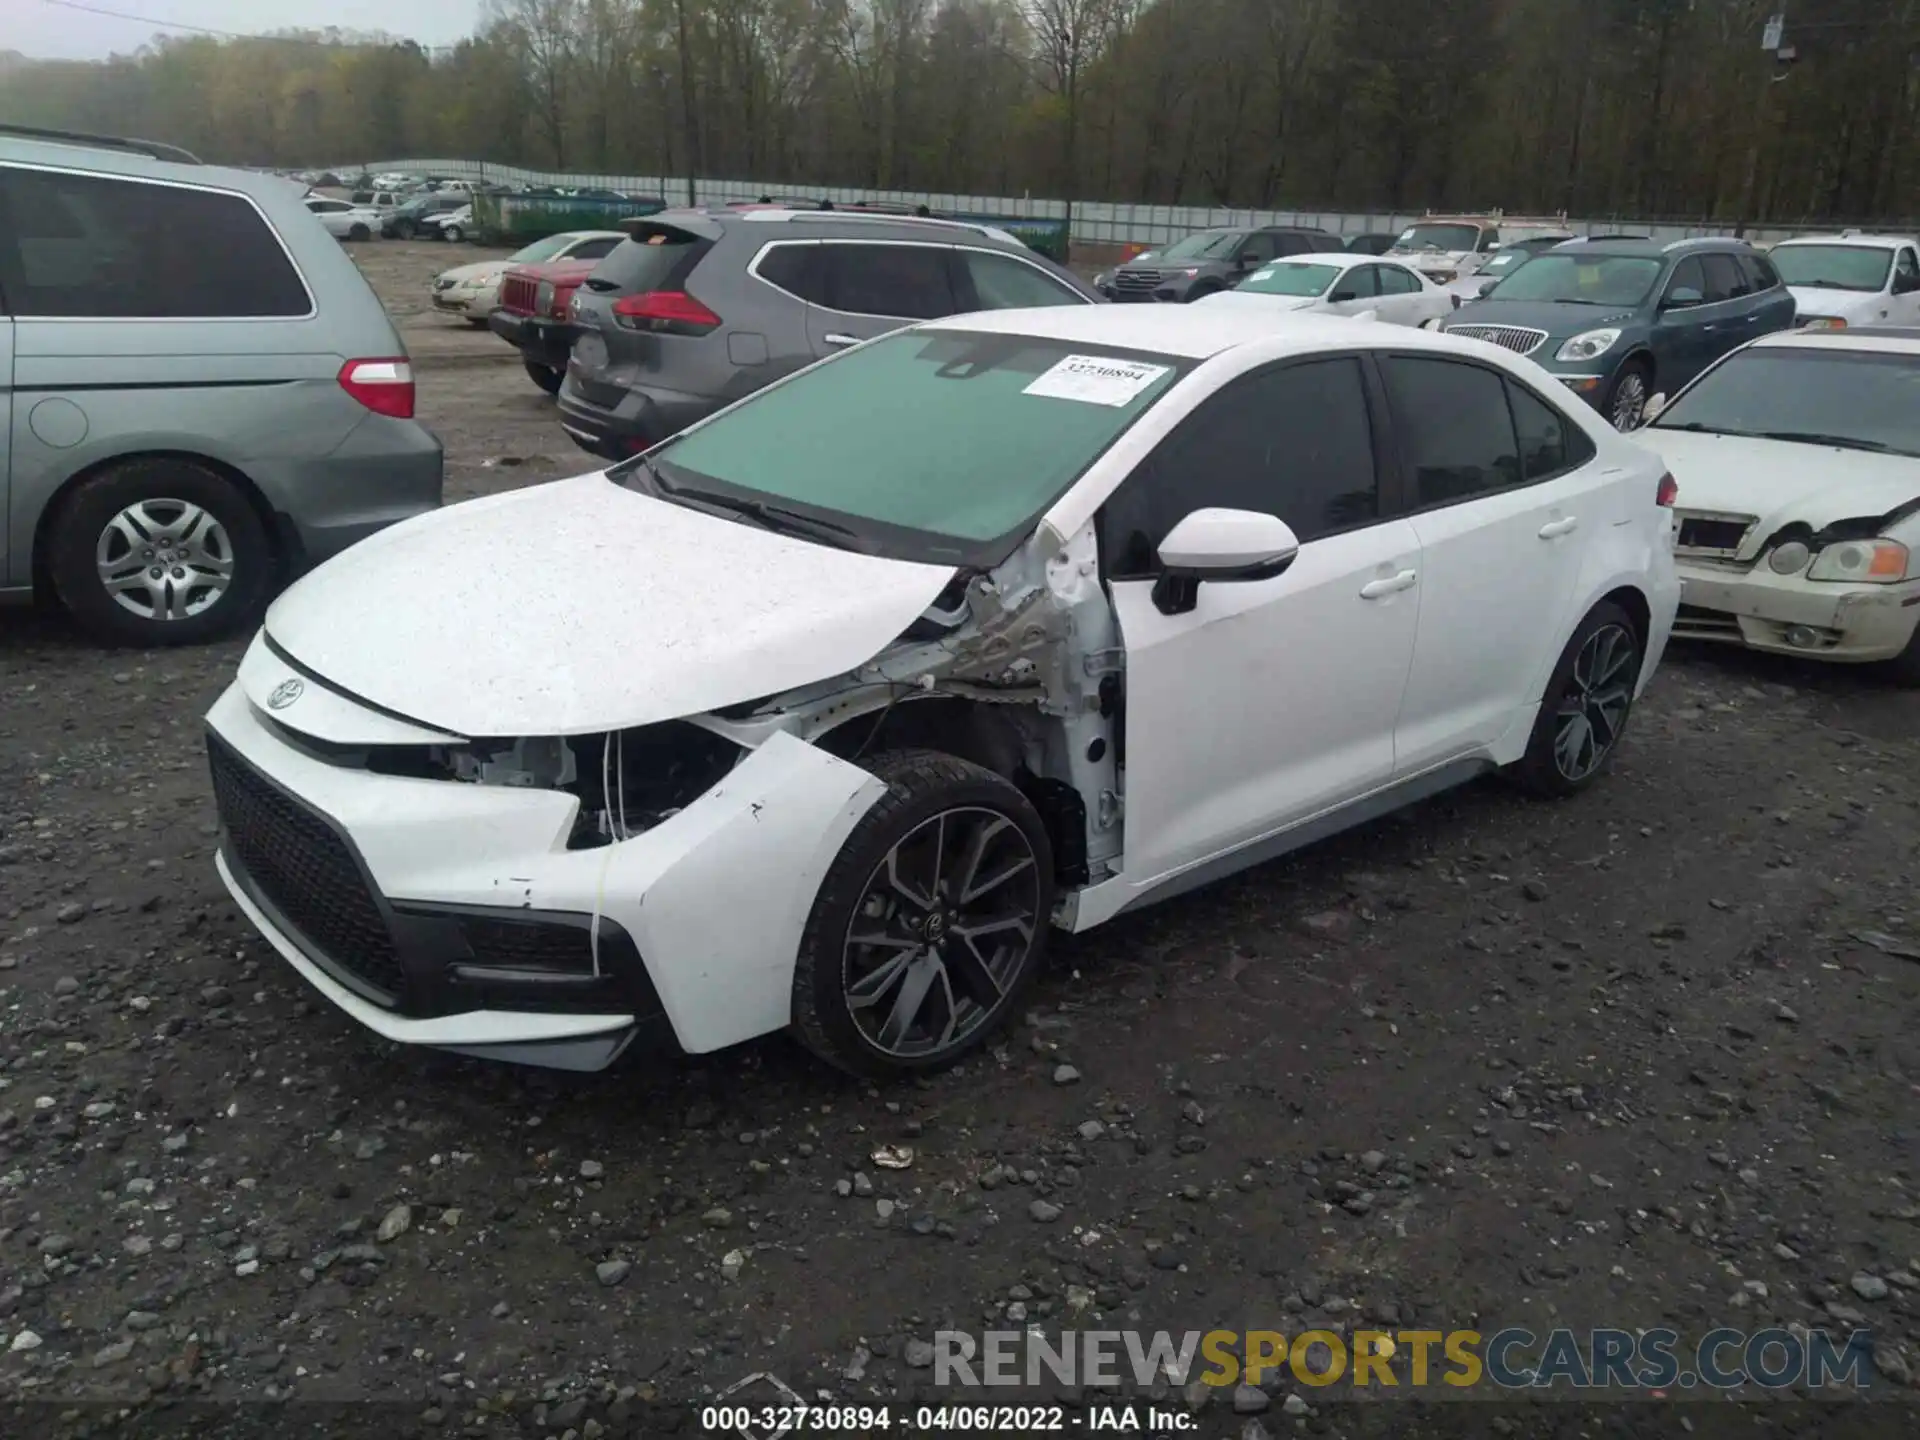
top-left (1443, 238), bottom-right (1797, 430)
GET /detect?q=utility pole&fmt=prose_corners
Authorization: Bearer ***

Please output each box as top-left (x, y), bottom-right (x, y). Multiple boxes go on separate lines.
top-left (1736, 10), bottom-right (1795, 234)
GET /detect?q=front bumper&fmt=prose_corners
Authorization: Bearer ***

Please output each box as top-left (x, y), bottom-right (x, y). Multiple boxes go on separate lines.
top-left (204, 678), bottom-right (886, 1070)
top-left (488, 310), bottom-right (575, 370)
top-left (431, 289), bottom-right (475, 314)
top-left (1672, 562), bottom-right (1920, 662)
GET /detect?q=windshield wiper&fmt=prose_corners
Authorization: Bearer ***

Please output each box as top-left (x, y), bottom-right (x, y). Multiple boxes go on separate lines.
top-left (1755, 430), bottom-right (1899, 454)
top-left (656, 476), bottom-right (862, 547)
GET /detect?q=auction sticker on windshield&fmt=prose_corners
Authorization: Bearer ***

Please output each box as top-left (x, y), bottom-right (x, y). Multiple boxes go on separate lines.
top-left (1024, 355), bottom-right (1170, 407)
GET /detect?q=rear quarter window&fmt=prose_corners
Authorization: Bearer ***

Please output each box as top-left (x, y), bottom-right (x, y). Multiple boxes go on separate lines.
top-left (0, 165), bottom-right (311, 319)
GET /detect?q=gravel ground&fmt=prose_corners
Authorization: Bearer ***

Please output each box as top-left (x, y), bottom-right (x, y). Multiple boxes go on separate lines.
top-left (5, 240), bottom-right (1920, 1436)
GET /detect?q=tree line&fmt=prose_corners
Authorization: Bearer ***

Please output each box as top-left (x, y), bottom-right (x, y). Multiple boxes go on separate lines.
top-left (2, 0), bottom-right (1916, 224)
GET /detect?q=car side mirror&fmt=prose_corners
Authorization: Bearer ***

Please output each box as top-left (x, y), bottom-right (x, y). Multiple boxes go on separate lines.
top-left (1476, 278), bottom-right (1499, 297)
top-left (1329, 288), bottom-right (1359, 303)
top-left (1643, 392), bottom-right (1668, 421)
top-left (1151, 508), bottom-right (1301, 615)
top-left (1235, 253), bottom-right (1263, 269)
top-left (1662, 287), bottom-right (1704, 310)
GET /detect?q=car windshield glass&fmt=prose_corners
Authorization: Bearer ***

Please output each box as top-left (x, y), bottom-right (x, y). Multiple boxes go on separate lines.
top-left (1237, 262), bottom-right (1340, 297)
top-left (1484, 254), bottom-right (1662, 306)
top-left (1159, 231), bottom-right (1241, 261)
top-left (509, 234), bottom-right (575, 263)
top-left (1396, 224), bottom-right (1479, 251)
top-left (1479, 250), bottom-right (1533, 277)
top-left (622, 331), bottom-right (1187, 564)
top-left (1770, 244), bottom-right (1894, 292)
top-left (1654, 349), bottom-right (1920, 458)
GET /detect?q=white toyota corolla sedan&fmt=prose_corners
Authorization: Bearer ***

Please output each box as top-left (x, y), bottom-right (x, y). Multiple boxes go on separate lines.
top-left (1195, 253), bottom-right (1458, 327)
top-left (205, 307), bottom-right (1680, 1076)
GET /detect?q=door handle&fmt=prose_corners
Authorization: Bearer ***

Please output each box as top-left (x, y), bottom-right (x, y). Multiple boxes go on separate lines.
top-left (822, 332), bottom-right (861, 347)
top-left (1538, 516), bottom-right (1580, 539)
top-left (1359, 569), bottom-right (1417, 599)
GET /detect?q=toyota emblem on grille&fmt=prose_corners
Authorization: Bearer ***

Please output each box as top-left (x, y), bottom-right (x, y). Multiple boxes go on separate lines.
top-left (267, 679), bottom-right (304, 710)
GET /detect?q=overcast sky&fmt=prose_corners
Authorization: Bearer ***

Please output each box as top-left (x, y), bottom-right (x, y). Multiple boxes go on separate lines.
top-left (12, 0), bottom-right (488, 60)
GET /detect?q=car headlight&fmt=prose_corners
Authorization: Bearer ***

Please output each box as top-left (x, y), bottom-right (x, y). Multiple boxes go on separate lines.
top-left (1767, 541), bottom-right (1811, 574)
top-left (1176, 268), bottom-right (1199, 279)
top-left (1807, 538), bottom-right (1908, 583)
top-left (535, 280), bottom-right (555, 313)
top-left (1800, 316), bottom-right (1847, 330)
top-left (1094, 270), bottom-right (1113, 288)
top-left (1557, 328), bottom-right (1622, 362)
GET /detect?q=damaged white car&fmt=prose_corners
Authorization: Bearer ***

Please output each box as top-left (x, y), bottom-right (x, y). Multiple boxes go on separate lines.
top-left (1640, 328), bottom-right (1920, 680)
top-left (205, 307), bottom-right (1679, 1076)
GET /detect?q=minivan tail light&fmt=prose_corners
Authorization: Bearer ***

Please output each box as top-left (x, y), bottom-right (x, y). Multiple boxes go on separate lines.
top-left (338, 358), bottom-right (416, 419)
top-left (611, 290), bottom-right (721, 336)
top-left (1656, 471), bottom-right (1678, 508)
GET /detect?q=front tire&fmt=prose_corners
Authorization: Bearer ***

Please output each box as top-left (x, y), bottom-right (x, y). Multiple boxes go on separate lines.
top-left (393, 219), bottom-right (417, 241)
top-left (523, 359), bottom-right (563, 395)
top-left (790, 750), bottom-right (1055, 1077)
top-left (1510, 602), bottom-right (1642, 796)
top-left (46, 458), bottom-right (273, 647)
top-left (1603, 359), bottom-right (1653, 432)
top-left (347, 223), bottom-right (370, 242)
top-left (442, 224), bottom-right (465, 244)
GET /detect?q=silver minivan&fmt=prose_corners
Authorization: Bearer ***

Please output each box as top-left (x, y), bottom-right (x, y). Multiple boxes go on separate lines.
top-left (0, 125), bottom-right (443, 645)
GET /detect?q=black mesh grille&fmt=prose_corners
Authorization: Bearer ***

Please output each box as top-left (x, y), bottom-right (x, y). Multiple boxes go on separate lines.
top-left (1676, 516), bottom-right (1752, 552)
top-left (207, 733), bottom-right (404, 1002)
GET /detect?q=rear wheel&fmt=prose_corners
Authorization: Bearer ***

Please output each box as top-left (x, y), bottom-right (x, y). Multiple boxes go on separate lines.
top-left (1510, 602), bottom-right (1642, 796)
top-left (347, 223), bottom-right (369, 242)
top-left (46, 458), bottom-right (273, 647)
top-left (442, 224), bottom-right (465, 244)
top-left (523, 360), bottom-right (563, 395)
top-left (790, 750), bottom-right (1054, 1077)
top-left (393, 218), bottom-right (417, 240)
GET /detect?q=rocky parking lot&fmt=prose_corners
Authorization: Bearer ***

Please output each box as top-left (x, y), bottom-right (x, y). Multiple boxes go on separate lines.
top-left (4, 240), bottom-right (1920, 1437)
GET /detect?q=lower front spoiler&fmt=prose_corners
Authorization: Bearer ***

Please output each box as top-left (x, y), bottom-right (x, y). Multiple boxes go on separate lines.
top-left (216, 849), bottom-right (639, 1072)
top-left (1674, 569), bottom-right (1920, 663)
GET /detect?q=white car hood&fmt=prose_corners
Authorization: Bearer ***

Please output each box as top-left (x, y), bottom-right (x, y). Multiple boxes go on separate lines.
top-left (1639, 428), bottom-right (1920, 534)
top-left (263, 474), bottom-right (958, 737)
top-left (438, 259), bottom-right (510, 285)
top-left (1785, 285), bottom-right (1882, 321)
top-left (1197, 292), bottom-right (1318, 312)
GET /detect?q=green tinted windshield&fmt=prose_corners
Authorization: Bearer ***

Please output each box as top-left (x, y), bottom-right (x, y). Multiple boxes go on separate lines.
top-left (636, 331), bottom-right (1186, 563)
top-left (1238, 262), bottom-right (1340, 297)
top-left (1770, 244), bottom-right (1893, 292)
top-left (1486, 254), bottom-right (1663, 306)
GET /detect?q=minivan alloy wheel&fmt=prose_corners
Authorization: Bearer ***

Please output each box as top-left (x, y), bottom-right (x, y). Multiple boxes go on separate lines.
top-left (1553, 623), bottom-right (1638, 782)
top-left (842, 806), bottom-right (1042, 1060)
top-left (95, 498), bottom-right (234, 622)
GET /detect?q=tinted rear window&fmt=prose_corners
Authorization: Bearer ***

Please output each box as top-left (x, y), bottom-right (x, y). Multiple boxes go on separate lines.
top-left (0, 165), bottom-right (310, 319)
top-left (588, 225), bottom-right (709, 292)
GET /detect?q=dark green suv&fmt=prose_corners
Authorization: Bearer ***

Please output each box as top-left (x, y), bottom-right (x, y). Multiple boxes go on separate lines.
top-left (1442, 238), bottom-right (1797, 430)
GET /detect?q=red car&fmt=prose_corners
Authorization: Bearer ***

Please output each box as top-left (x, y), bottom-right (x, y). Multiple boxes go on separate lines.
top-left (488, 257), bottom-right (598, 394)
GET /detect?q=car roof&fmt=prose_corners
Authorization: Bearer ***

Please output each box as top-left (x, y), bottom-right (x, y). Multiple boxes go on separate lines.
top-left (1748, 328), bottom-right (1920, 356)
top-left (1266, 252), bottom-right (1386, 271)
top-left (1772, 233), bottom-right (1914, 250)
top-left (920, 303), bottom-right (1471, 361)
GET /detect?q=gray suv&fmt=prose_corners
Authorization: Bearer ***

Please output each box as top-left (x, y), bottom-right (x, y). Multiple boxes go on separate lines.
top-left (558, 208), bottom-right (1099, 458)
top-left (1099, 226), bottom-right (1339, 302)
top-left (0, 125), bottom-right (442, 646)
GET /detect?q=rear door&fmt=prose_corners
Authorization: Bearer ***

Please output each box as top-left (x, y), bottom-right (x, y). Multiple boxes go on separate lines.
top-left (804, 241), bottom-right (957, 357)
top-left (1704, 250), bottom-right (1773, 352)
top-left (1381, 355), bottom-right (1608, 772)
top-left (1372, 264), bottom-right (1427, 324)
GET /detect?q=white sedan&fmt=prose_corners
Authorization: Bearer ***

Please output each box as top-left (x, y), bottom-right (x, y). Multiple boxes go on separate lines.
top-left (1195, 253), bottom-right (1457, 327)
top-left (1638, 328), bottom-right (1920, 679)
top-left (204, 307), bottom-right (1677, 1076)
top-left (430, 229), bottom-right (627, 325)
top-left (303, 196), bottom-right (382, 242)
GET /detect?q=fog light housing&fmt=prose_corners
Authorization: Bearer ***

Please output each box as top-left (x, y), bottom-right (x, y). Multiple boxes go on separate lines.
top-left (1783, 625), bottom-right (1823, 649)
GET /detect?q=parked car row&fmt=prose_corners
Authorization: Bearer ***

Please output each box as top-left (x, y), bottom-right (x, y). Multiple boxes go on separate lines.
top-left (13, 125), bottom-right (1920, 1085)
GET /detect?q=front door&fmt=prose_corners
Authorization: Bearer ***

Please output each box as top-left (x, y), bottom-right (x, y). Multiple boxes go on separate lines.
top-left (1104, 355), bottom-right (1420, 888)
top-left (1376, 355), bottom-right (1602, 771)
top-left (804, 241), bottom-right (956, 358)
top-left (1326, 264), bottom-right (1381, 317)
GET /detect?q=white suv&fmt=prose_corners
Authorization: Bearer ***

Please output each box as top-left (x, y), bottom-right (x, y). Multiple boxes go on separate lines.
top-left (203, 308), bottom-right (1680, 1076)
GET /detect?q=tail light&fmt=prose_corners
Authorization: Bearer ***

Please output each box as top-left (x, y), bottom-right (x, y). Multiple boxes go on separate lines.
top-left (612, 290), bottom-right (722, 336)
top-left (338, 358), bottom-right (415, 419)
top-left (1655, 471), bottom-right (1678, 508)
